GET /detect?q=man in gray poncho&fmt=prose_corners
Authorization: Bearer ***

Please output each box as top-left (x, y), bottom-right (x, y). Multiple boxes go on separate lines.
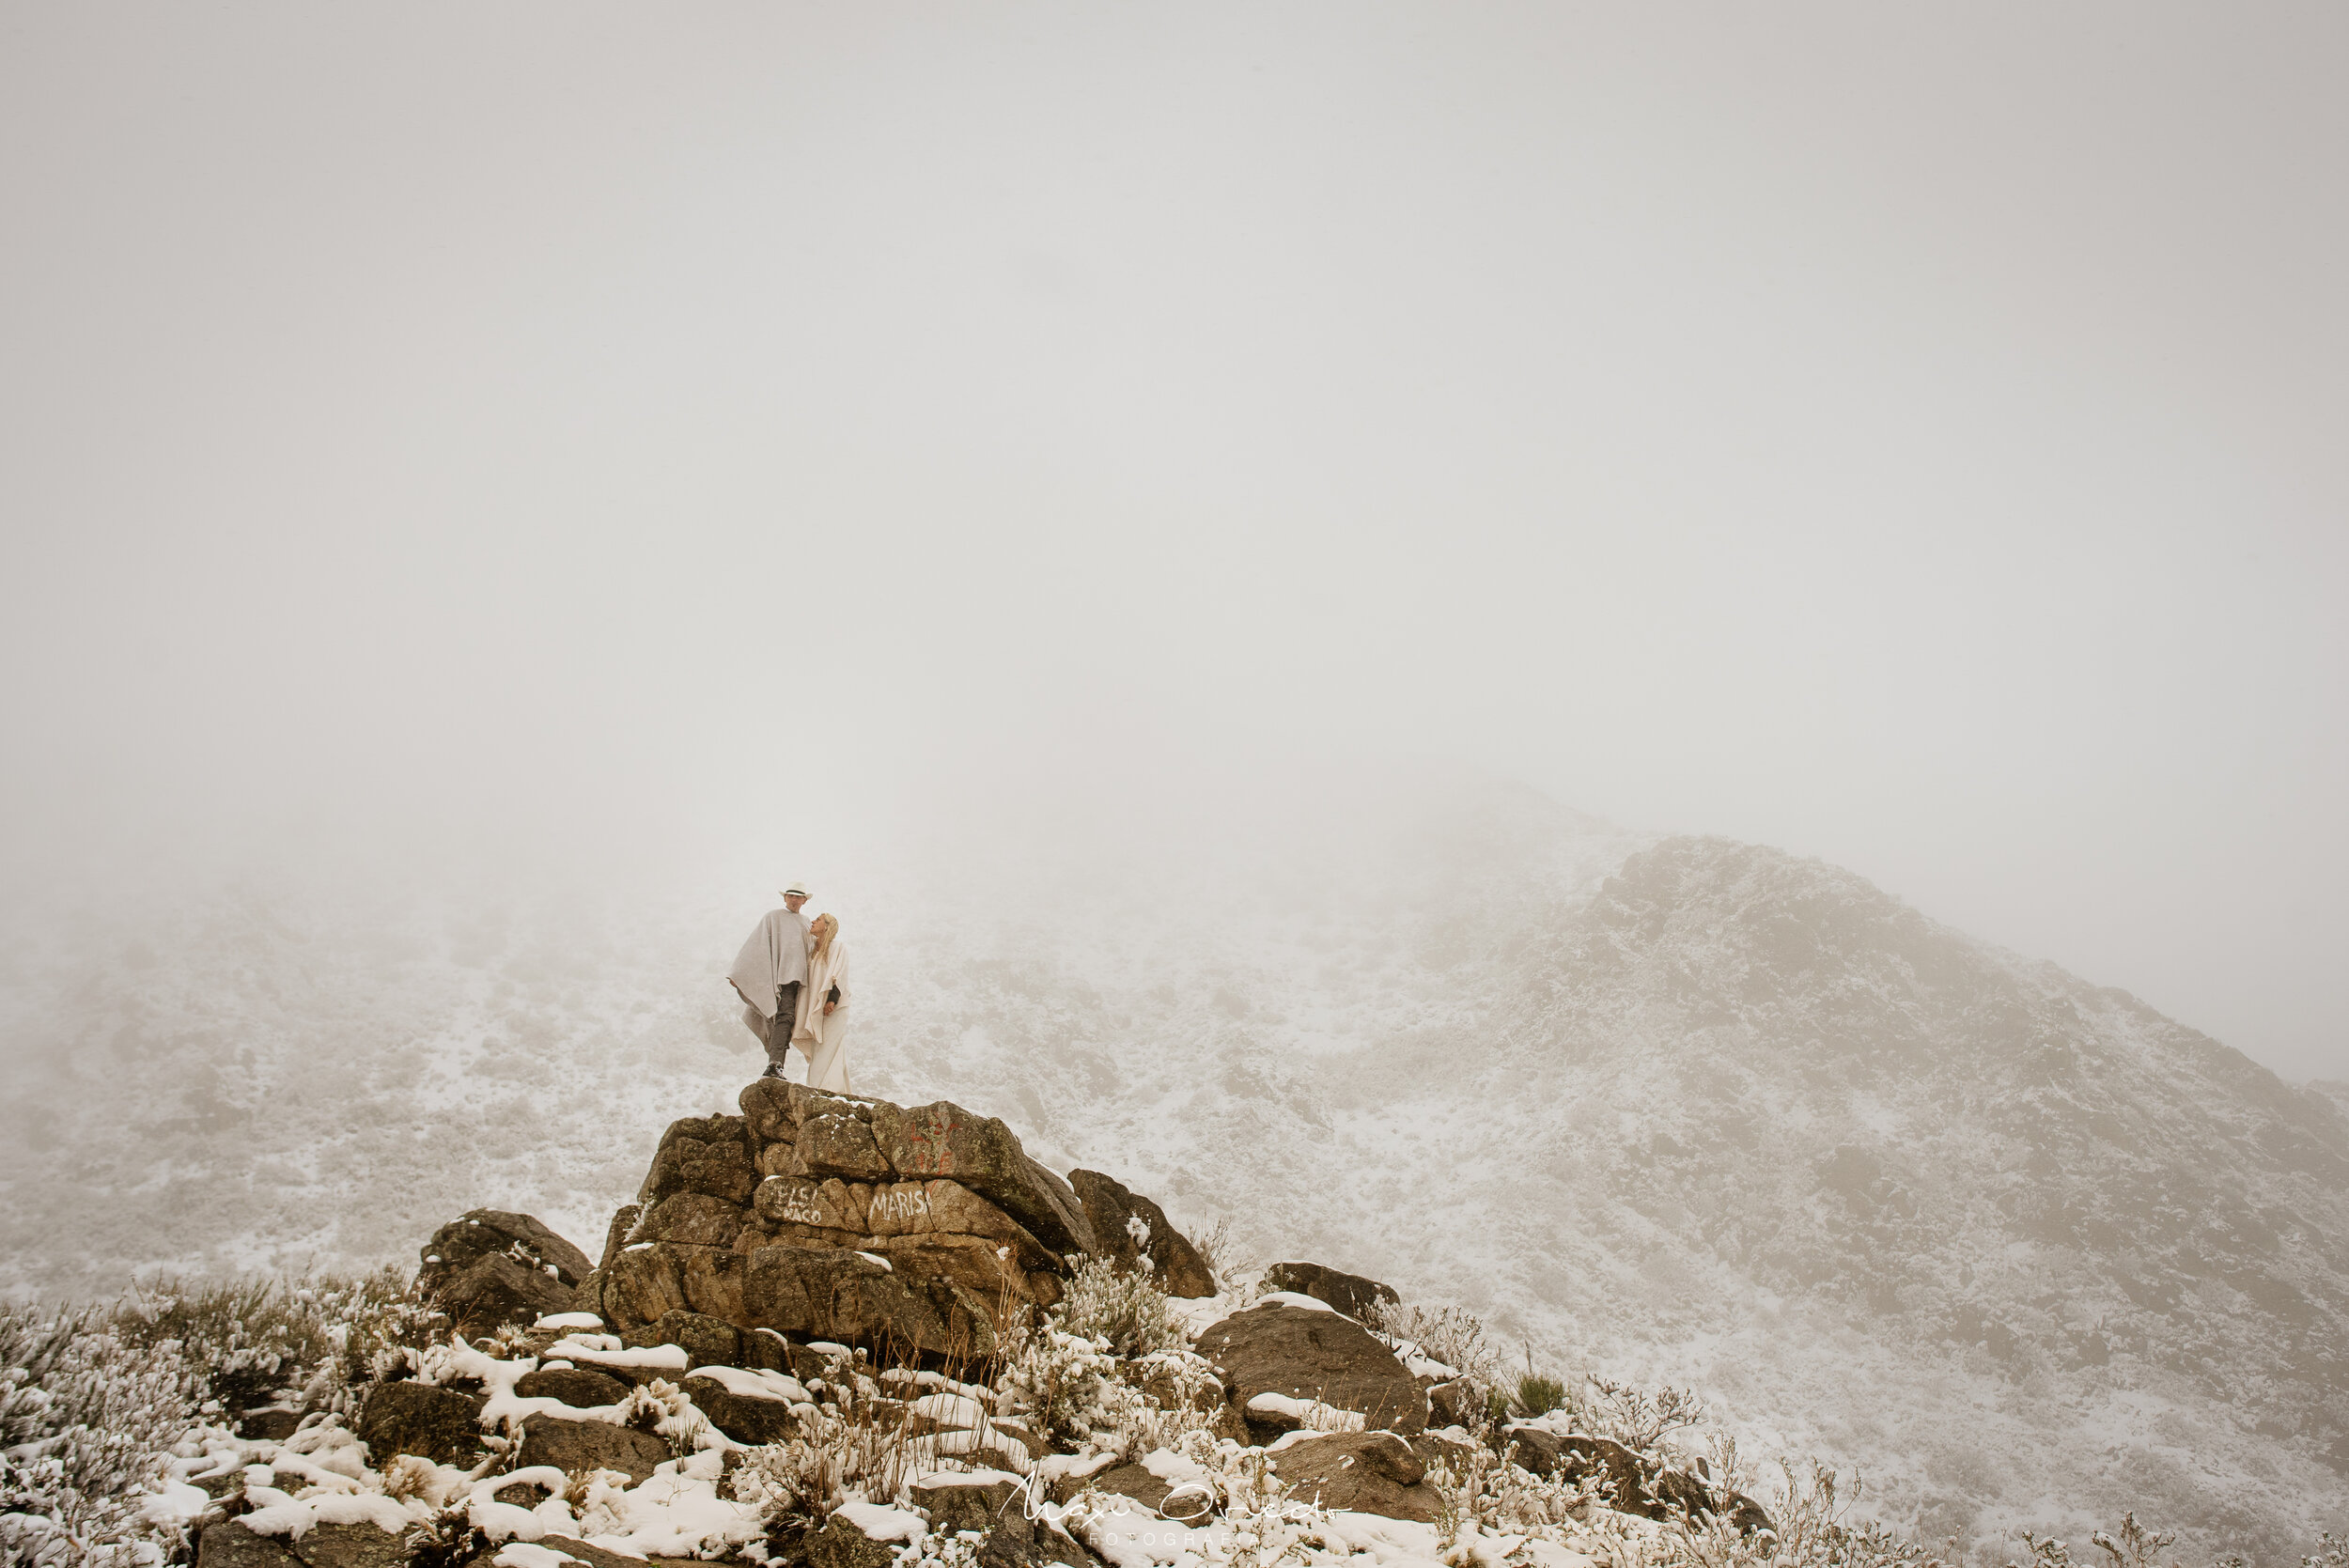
top-left (729, 881), bottom-right (812, 1080)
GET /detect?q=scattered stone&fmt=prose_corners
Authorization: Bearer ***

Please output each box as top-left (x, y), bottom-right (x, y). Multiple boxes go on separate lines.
top-left (910, 1476), bottom-right (1022, 1534)
top-left (423, 1250), bottom-right (579, 1337)
top-left (682, 1372), bottom-right (800, 1445)
top-left (1722, 1491), bottom-right (1778, 1537)
top-left (285, 1522), bottom-right (408, 1568)
top-left (1066, 1170), bottom-right (1217, 1297)
top-left (1426, 1377), bottom-right (1478, 1429)
top-left (515, 1415), bottom-right (671, 1485)
top-left (1196, 1301), bottom-right (1426, 1436)
top-left (912, 1476), bottom-right (1089, 1568)
top-left (236, 1408), bottom-right (302, 1441)
top-left (356, 1380), bottom-right (486, 1467)
top-left (1259, 1262), bottom-right (1398, 1320)
top-left (1501, 1430), bottom-right (1722, 1524)
top-left (1268, 1431), bottom-right (1437, 1522)
top-left (622, 1307), bottom-right (743, 1369)
top-left (807, 1514), bottom-right (898, 1568)
top-left (1048, 1461), bottom-right (1172, 1515)
top-left (417, 1210), bottom-right (593, 1289)
top-left (511, 1365), bottom-right (630, 1408)
top-left (197, 1522), bottom-right (300, 1568)
top-left (496, 1537), bottom-right (659, 1568)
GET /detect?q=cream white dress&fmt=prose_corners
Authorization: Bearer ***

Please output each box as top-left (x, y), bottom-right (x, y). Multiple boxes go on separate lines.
top-left (793, 937), bottom-right (853, 1093)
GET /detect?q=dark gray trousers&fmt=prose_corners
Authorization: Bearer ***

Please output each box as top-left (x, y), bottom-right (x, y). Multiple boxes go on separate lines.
top-left (765, 981), bottom-right (802, 1069)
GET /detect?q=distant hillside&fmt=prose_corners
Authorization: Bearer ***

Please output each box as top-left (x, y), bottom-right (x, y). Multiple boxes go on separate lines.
top-left (1, 788), bottom-right (2341, 1559)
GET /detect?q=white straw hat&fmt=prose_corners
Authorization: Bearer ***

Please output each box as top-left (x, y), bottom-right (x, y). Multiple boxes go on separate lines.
top-left (781, 881), bottom-right (809, 898)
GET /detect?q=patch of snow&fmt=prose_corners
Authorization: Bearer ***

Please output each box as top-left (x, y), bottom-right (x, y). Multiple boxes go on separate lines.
top-left (690, 1365), bottom-right (810, 1405)
top-left (493, 1546), bottom-right (581, 1568)
top-left (835, 1502), bottom-right (926, 1546)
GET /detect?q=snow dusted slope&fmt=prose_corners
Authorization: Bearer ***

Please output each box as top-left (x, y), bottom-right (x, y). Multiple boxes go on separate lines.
top-left (1, 784), bottom-right (2342, 1558)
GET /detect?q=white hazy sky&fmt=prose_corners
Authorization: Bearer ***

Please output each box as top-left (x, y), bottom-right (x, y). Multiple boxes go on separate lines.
top-left (3, 4), bottom-right (2344, 1079)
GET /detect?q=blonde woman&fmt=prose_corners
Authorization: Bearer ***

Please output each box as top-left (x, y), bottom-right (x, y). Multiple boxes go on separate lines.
top-left (792, 912), bottom-right (853, 1093)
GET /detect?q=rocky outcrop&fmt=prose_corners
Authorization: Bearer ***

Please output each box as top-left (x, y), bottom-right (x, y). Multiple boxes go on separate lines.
top-left (1261, 1261), bottom-right (1398, 1320)
top-left (413, 1210), bottom-right (594, 1335)
top-left (1068, 1170), bottom-right (1217, 1297)
top-left (1196, 1300), bottom-right (1428, 1438)
top-left (580, 1082), bottom-right (1171, 1360)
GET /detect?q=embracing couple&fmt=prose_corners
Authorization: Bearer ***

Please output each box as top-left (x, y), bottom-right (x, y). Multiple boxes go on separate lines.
top-left (727, 880), bottom-right (853, 1093)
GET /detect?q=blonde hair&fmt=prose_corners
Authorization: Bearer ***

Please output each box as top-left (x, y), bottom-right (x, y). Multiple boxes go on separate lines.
top-left (809, 912), bottom-right (838, 959)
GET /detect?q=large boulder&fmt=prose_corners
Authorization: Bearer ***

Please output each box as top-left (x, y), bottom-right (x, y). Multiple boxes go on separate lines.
top-left (1067, 1171), bottom-right (1216, 1297)
top-left (1195, 1301), bottom-right (1426, 1436)
top-left (740, 1243), bottom-right (1002, 1359)
top-left (1267, 1431), bottom-right (1437, 1522)
top-left (864, 1099), bottom-right (1098, 1258)
top-left (515, 1415), bottom-right (671, 1484)
top-left (584, 1083), bottom-right (1218, 1368)
top-left (414, 1210), bottom-right (592, 1335)
top-left (356, 1380), bottom-right (485, 1467)
top-left (1260, 1262), bottom-right (1398, 1321)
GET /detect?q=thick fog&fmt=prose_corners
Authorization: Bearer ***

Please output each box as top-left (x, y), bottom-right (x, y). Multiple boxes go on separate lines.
top-left (3, 3), bottom-right (2345, 1080)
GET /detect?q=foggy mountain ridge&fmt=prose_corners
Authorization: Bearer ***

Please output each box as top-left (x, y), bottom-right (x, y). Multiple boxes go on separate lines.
top-left (1, 798), bottom-right (2344, 1558)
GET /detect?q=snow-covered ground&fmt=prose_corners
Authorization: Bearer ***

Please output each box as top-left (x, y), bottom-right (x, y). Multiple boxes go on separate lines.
top-left (3, 781), bottom-right (2343, 1559)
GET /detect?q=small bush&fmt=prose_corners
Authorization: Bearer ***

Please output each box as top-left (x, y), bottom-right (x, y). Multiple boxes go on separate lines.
top-left (1581, 1376), bottom-right (1704, 1455)
top-left (1052, 1256), bottom-right (1185, 1358)
top-left (1512, 1372), bottom-right (1567, 1419)
top-left (996, 1325), bottom-right (1128, 1444)
top-left (1361, 1300), bottom-right (1500, 1391)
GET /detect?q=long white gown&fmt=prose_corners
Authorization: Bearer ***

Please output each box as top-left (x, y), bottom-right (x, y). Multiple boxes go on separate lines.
top-left (793, 937), bottom-right (853, 1093)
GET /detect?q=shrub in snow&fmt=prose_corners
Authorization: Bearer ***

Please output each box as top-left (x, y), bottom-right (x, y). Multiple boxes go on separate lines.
top-left (1579, 1377), bottom-right (1705, 1458)
top-left (1511, 1372), bottom-right (1566, 1421)
top-left (1361, 1301), bottom-right (1498, 1395)
top-left (114, 1267), bottom-right (437, 1420)
top-left (617, 1378), bottom-right (726, 1455)
top-left (1050, 1257), bottom-right (1186, 1359)
top-left (0, 1300), bottom-right (197, 1568)
top-left (995, 1326), bottom-right (1129, 1446)
top-left (404, 1501), bottom-right (490, 1568)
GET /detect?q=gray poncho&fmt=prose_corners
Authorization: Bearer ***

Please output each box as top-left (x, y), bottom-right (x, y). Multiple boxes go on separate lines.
top-left (727, 908), bottom-right (810, 1019)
